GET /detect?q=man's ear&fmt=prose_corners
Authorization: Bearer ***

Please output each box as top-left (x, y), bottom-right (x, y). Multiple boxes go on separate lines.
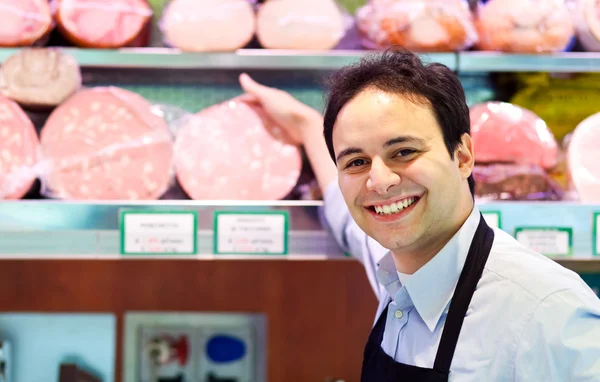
top-left (455, 133), bottom-right (475, 180)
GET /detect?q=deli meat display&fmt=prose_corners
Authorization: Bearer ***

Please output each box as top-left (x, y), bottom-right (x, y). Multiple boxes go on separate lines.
top-left (1, 1), bottom-right (600, 381)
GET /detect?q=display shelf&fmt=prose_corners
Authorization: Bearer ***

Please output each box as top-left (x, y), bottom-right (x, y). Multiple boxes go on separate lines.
top-left (3, 47), bottom-right (600, 73)
top-left (0, 47), bottom-right (457, 70)
top-left (1, 200), bottom-right (600, 271)
top-left (458, 52), bottom-right (600, 73)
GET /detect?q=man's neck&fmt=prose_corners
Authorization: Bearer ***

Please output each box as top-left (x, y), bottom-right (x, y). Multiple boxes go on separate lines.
top-left (391, 201), bottom-right (475, 275)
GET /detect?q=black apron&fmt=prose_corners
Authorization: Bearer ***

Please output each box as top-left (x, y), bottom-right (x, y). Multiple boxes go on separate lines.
top-left (360, 213), bottom-right (494, 381)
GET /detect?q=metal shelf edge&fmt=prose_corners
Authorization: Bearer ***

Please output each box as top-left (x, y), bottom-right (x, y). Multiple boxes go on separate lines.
top-left (0, 48), bottom-right (457, 70)
top-left (2, 47), bottom-right (600, 72)
top-left (458, 52), bottom-right (600, 73)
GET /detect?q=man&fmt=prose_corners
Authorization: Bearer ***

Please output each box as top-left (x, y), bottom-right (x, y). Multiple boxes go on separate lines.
top-left (239, 48), bottom-right (600, 381)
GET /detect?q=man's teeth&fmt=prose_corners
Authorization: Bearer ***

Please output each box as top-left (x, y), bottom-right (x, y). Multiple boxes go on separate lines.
top-left (374, 197), bottom-right (417, 215)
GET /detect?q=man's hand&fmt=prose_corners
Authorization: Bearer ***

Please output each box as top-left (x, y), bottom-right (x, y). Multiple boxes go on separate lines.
top-left (238, 73), bottom-right (323, 145)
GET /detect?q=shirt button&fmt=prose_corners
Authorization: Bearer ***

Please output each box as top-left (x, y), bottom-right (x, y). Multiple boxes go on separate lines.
top-left (395, 310), bottom-right (403, 319)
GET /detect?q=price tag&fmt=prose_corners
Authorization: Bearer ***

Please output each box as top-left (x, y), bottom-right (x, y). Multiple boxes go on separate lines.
top-left (482, 211), bottom-right (501, 229)
top-left (214, 211), bottom-right (288, 255)
top-left (594, 212), bottom-right (600, 257)
top-left (515, 227), bottom-right (572, 257)
top-left (120, 211), bottom-right (197, 255)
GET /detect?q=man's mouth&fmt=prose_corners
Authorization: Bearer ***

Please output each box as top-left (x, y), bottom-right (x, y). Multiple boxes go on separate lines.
top-left (366, 196), bottom-right (420, 216)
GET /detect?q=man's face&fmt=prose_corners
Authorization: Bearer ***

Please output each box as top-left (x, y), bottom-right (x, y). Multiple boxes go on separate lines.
top-left (332, 88), bottom-right (473, 255)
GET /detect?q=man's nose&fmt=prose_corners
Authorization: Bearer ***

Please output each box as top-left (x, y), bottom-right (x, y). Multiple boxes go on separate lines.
top-left (366, 157), bottom-right (400, 195)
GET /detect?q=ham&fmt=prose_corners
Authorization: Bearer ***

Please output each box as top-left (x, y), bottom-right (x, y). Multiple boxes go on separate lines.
top-left (355, 0), bottom-right (477, 51)
top-left (174, 99), bottom-right (302, 200)
top-left (0, 95), bottom-right (40, 199)
top-left (256, 0), bottom-right (346, 50)
top-left (572, 0), bottom-right (600, 52)
top-left (567, 112), bottom-right (600, 202)
top-left (56, 0), bottom-right (152, 48)
top-left (161, 0), bottom-right (255, 52)
top-left (40, 87), bottom-right (174, 200)
top-left (0, 48), bottom-right (82, 110)
top-left (0, 0), bottom-right (53, 47)
top-left (469, 102), bottom-right (559, 169)
top-left (474, 0), bottom-right (574, 52)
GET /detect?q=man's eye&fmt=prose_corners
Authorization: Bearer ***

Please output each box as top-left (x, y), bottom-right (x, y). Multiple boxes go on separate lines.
top-left (395, 149), bottom-right (417, 157)
top-left (346, 158), bottom-right (367, 168)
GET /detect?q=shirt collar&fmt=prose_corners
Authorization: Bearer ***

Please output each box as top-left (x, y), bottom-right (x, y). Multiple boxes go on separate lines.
top-left (375, 206), bottom-right (481, 332)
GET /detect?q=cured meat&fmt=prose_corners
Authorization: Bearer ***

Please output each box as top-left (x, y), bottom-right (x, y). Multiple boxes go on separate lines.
top-left (572, 0), bottom-right (600, 52)
top-left (0, 48), bottom-right (82, 110)
top-left (355, 0), bottom-right (478, 51)
top-left (470, 102), bottom-right (562, 201)
top-left (0, 95), bottom-right (40, 199)
top-left (256, 0), bottom-right (346, 50)
top-left (161, 0), bottom-right (255, 52)
top-left (56, 0), bottom-right (152, 49)
top-left (470, 102), bottom-right (558, 169)
top-left (473, 164), bottom-right (563, 201)
top-left (474, 0), bottom-right (574, 53)
top-left (174, 99), bottom-right (302, 200)
top-left (567, 112), bottom-right (600, 202)
top-left (40, 87), bottom-right (174, 200)
top-left (0, 0), bottom-right (53, 47)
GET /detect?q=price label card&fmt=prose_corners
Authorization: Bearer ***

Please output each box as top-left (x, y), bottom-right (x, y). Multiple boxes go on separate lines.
top-left (594, 212), bottom-right (600, 257)
top-left (120, 211), bottom-right (197, 255)
top-left (482, 211), bottom-right (501, 229)
top-left (515, 227), bottom-right (572, 257)
top-left (214, 211), bottom-right (288, 255)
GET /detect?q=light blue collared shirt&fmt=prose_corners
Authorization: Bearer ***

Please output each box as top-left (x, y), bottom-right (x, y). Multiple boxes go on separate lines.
top-left (321, 182), bottom-right (600, 381)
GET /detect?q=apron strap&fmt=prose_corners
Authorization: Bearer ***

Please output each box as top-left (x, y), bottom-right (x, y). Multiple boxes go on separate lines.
top-left (433, 215), bottom-right (495, 373)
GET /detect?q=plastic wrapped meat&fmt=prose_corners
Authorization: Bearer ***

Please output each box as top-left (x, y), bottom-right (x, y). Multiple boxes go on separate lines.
top-left (470, 102), bottom-right (562, 200)
top-left (0, 49), bottom-right (82, 110)
top-left (470, 102), bottom-right (559, 169)
top-left (39, 87), bottom-right (174, 200)
top-left (473, 164), bottom-right (564, 201)
top-left (56, 0), bottom-right (153, 48)
top-left (0, 0), bottom-right (53, 47)
top-left (161, 0), bottom-right (255, 52)
top-left (567, 112), bottom-right (600, 202)
top-left (0, 95), bottom-right (40, 199)
top-left (474, 0), bottom-right (574, 53)
top-left (355, 0), bottom-right (478, 51)
top-left (256, 0), bottom-right (347, 50)
top-left (571, 0), bottom-right (600, 52)
top-left (173, 99), bottom-right (302, 200)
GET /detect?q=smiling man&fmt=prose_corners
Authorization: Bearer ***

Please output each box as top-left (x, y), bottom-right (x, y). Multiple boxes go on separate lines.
top-left (239, 48), bottom-right (600, 381)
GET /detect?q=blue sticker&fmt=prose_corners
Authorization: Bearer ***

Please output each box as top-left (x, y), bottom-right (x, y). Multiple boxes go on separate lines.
top-left (206, 335), bottom-right (247, 363)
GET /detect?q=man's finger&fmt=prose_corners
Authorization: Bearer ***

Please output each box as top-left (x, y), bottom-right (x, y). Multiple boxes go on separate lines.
top-left (239, 73), bottom-right (273, 96)
top-left (235, 93), bottom-right (259, 104)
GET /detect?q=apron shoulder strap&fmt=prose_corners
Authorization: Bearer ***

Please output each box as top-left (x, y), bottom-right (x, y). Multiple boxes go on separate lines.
top-left (433, 215), bottom-right (495, 373)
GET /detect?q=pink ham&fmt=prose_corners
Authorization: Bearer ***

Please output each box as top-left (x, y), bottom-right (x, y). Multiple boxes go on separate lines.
top-left (474, 0), bottom-right (574, 53)
top-left (256, 0), bottom-right (345, 50)
top-left (161, 0), bottom-right (256, 52)
top-left (56, 0), bottom-right (152, 48)
top-left (40, 87), bottom-right (173, 200)
top-left (0, 95), bottom-right (40, 199)
top-left (469, 102), bottom-right (559, 169)
top-left (0, 0), bottom-right (53, 47)
top-left (567, 112), bottom-right (600, 202)
top-left (174, 99), bottom-right (302, 200)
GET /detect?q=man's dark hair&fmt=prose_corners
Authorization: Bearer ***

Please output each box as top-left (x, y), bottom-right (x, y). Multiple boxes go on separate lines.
top-left (323, 47), bottom-right (475, 196)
